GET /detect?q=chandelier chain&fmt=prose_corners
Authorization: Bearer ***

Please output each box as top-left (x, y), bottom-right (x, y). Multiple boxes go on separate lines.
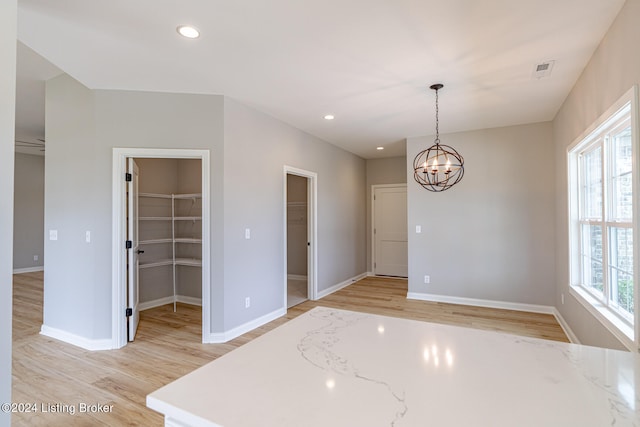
top-left (435, 88), bottom-right (439, 140)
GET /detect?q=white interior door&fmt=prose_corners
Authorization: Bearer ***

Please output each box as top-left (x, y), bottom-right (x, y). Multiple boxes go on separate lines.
top-left (373, 185), bottom-right (408, 277)
top-left (127, 158), bottom-right (140, 341)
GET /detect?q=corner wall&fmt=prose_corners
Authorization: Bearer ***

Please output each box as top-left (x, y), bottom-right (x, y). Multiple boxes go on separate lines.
top-left (365, 156), bottom-right (407, 272)
top-left (13, 153), bottom-right (44, 271)
top-left (44, 75), bottom-right (225, 341)
top-left (552, 0), bottom-right (640, 350)
top-left (223, 98), bottom-right (367, 331)
top-left (406, 122), bottom-right (556, 307)
top-left (0, 1), bottom-right (16, 425)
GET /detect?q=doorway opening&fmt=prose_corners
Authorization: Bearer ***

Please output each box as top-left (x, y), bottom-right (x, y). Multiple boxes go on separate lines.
top-left (284, 166), bottom-right (317, 308)
top-left (113, 148), bottom-right (211, 349)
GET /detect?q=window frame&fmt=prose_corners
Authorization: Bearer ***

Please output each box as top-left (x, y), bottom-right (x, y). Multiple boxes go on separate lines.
top-left (567, 86), bottom-right (640, 352)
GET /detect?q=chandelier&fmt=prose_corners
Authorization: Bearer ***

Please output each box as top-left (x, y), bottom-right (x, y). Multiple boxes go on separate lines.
top-left (413, 84), bottom-right (464, 192)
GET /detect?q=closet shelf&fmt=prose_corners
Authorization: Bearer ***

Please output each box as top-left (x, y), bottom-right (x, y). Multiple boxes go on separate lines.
top-left (175, 258), bottom-right (202, 267)
top-left (174, 238), bottom-right (202, 244)
top-left (138, 191), bottom-right (202, 312)
top-left (139, 238), bottom-right (173, 245)
top-left (139, 259), bottom-right (173, 269)
top-left (173, 193), bottom-right (202, 199)
top-left (139, 258), bottom-right (202, 269)
top-left (139, 192), bottom-right (173, 199)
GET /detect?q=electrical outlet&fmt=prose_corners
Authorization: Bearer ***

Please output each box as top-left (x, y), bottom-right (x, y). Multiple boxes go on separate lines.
top-left (245, 297), bottom-right (251, 308)
top-left (424, 275), bottom-right (430, 284)
top-left (33, 255), bottom-right (39, 261)
top-left (561, 293), bottom-right (565, 305)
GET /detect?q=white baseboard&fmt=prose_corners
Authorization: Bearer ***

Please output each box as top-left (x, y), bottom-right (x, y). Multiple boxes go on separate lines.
top-left (407, 292), bottom-right (581, 342)
top-left (407, 292), bottom-right (556, 315)
top-left (287, 274), bottom-right (307, 281)
top-left (139, 295), bottom-right (202, 311)
top-left (205, 307), bottom-right (286, 343)
top-left (13, 266), bottom-right (44, 274)
top-left (40, 325), bottom-right (114, 351)
top-left (552, 308), bottom-right (580, 344)
top-left (316, 272), bottom-right (368, 299)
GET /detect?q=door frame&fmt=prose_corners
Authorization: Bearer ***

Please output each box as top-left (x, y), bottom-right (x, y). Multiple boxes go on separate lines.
top-left (112, 148), bottom-right (211, 349)
top-left (371, 183), bottom-right (407, 276)
top-left (283, 166), bottom-right (318, 306)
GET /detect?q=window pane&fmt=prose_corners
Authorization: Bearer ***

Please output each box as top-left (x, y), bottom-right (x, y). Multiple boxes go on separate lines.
top-left (582, 147), bottom-right (602, 219)
top-left (609, 226), bottom-right (634, 316)
top-left (581, 224), bottom-right (603, 294)
top-left (610, 127), bottom-right (633, 221)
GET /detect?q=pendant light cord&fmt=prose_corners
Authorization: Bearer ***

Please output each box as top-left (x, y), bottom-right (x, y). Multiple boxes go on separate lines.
top-left (435, 88), bottom-right (439, 141)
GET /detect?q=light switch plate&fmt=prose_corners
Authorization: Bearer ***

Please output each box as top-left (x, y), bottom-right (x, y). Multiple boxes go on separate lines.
top-left (49, 230), bottom-right (58, 241)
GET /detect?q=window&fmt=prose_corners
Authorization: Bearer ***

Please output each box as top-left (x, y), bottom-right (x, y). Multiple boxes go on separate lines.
top-left (568, 87), bottom-right (638, 350)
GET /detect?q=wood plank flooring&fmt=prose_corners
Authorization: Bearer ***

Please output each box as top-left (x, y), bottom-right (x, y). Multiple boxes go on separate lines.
top-left (11, 272), bottom-right (568, 426)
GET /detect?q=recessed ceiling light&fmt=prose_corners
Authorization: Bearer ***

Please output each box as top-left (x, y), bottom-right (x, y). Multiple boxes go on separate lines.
top-left (324, 115), bottom-right (335, 120)
top-left (177, 25), bottom-right (200, 39)
top-left (376, 146), bottom-right (384, 150)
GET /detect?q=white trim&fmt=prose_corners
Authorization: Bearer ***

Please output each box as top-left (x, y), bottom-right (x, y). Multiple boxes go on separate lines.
top-left (317, 272), bottom-right (368, 299)
top-left (12, 266), bottom-right (43, 274)
top-left (566, 85), bottom-right (639, 350)
top-left (40, 325), bottom-right (113, 351)
top-left (283, 166), bottom-right (318, 310)
top-left (139, 295), bottom-right (202, 311)
top-left (570, 285), bottom-right (635, 351)
top-left (371, 184), bottom-right (407, 276)
top-left (407, 292), bottom-right (556, 315)
top-left (204, 307), bottom-right (286, 343)
top-left (552, 308), bottom-right (580, 344)
top-left (112, 148), bottom-right (211, 349)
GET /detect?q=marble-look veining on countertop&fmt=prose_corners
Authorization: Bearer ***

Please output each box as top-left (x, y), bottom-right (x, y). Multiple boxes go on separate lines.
top-left (148, 306), bottom-right (640, 427)
top-left (298, 308), bottom-right (407, 426)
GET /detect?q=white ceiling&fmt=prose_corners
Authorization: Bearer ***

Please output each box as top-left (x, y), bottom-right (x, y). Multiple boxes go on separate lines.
top-left (15, 0), bottom-right (626, 159)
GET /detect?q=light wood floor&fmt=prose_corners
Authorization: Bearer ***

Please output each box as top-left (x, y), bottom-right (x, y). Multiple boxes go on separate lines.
top-left (12, 272), bottom-right (568, 426)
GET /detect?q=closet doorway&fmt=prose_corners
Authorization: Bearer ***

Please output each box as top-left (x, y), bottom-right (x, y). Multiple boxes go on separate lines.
top-left (112, 148), bottom-right (211, 349)
top-left (284, 166), bottom-right (317, 309)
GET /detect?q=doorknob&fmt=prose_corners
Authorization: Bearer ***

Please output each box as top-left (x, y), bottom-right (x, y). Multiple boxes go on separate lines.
top-left (137, 249), bottom-right (145, 254)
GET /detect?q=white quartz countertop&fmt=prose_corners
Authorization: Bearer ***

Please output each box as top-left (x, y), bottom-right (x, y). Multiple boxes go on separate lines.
top-left (147, 307), bottom-right (640, 426)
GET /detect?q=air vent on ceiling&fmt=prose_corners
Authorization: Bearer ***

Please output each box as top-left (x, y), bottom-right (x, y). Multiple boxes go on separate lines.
top-left (532, 60), bottom-right (555, 79)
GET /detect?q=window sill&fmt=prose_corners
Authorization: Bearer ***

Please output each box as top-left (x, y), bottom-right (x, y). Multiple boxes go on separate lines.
top-left (570, 285), bottom-right (635, 351)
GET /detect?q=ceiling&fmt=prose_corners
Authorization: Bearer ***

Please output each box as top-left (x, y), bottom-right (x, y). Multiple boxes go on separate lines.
top-left (15, 0), bottom-right (626, 159)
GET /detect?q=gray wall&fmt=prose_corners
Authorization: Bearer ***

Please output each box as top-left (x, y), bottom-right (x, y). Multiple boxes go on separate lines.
top-left (13, 153), bottom-right (44, 270)
top-left (552, 0), bottom-right (640, 350)
top-left (44, 74), bottom-right (366, 342)
top-left (365, 156), bottom-right (406, 271)
top-left (406, 123), bottom-right (556, 306)
top-left (223, 98), bottom-right (366, 329)
top-left (45, 75), bottom-right (225, 339)
top-left (1, 0), bottom-right (16, 424)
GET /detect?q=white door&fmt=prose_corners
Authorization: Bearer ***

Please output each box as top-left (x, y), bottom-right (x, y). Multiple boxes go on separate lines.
top-left (127, 158), bottom-right (140, 341)
top-left (373, 185), bottom-right (408, 277)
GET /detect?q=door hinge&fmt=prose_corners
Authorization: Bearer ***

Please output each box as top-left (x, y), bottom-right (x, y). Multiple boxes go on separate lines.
top-left (374, 228), bottom-right (376, 234)
top-left (126, 308), bottom-right (133, 317)
top-left (125, 173), bottom-right (132, 182)
top-left (374, 262), bottom-right (376, 268)
top-left (125, 240), bottom-right (132, 249)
